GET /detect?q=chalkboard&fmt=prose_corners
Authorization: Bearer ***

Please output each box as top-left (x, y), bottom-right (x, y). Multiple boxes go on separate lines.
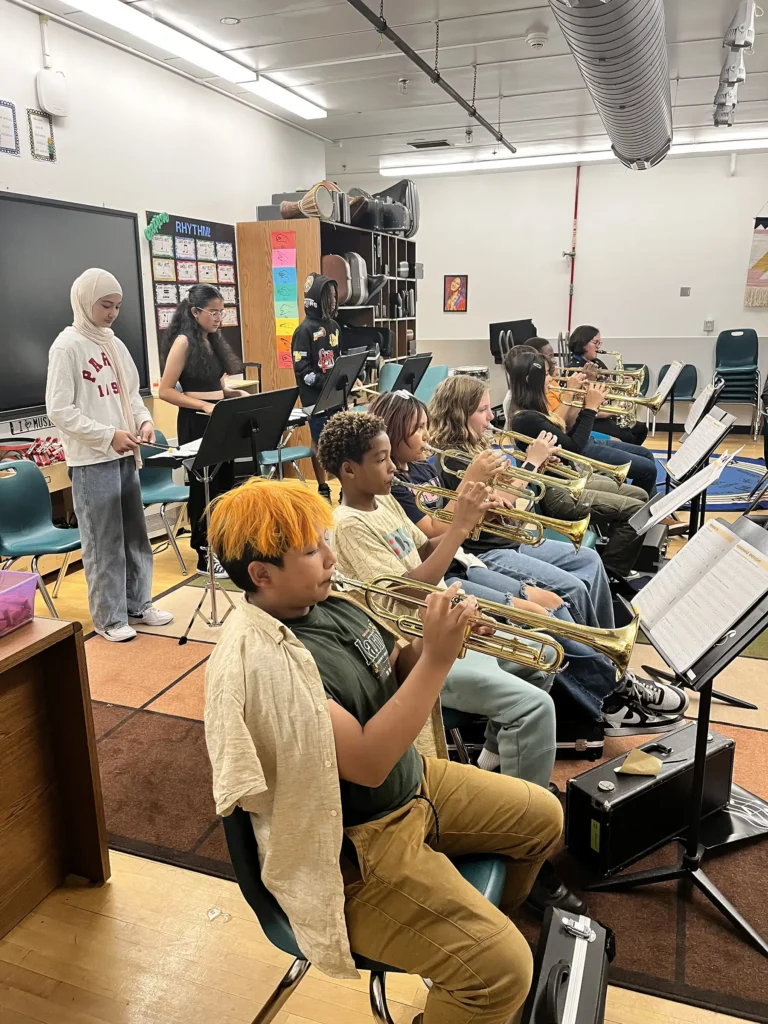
top-left (0, 192), bottom-right (149, 418)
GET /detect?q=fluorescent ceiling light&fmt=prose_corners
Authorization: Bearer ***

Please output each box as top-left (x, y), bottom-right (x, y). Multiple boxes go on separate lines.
top-left (73, 0), bottom-right (326, 118)
top-left (241, 78), bottom-right (327, 120)
top-left (380, 137), bottom-right (768, 176)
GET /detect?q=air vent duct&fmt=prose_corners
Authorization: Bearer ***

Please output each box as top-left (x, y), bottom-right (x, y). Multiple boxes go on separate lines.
top-left (547, 0), bottom-right (673, 170)
top-left (407, 139), bottom-right (453, 150)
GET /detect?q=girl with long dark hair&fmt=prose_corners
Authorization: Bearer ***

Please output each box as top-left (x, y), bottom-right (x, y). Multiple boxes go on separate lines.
top-left (159, 284), bottom-right (245, 576)
top-left (568, 325), bottom-right (648, 444)
top-left (505, 349), bottom-right (646, 578)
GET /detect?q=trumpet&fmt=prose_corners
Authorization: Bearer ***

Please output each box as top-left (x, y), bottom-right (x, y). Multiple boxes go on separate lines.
top-left (487, 426), bottom-right (583, 482)
top-left (558, 387), bottom-right (666, 425)
top-left (394, 476), bottom-right (591, 550)
top-left (331, 571), bottom-right (565, 671)
top-left (555, 364), bottom-right (645, 388)
top-left (332, 571), bottom-right (639, 679)
top-left (427, 443), bottom-right (588, 501)
top-left (489, 426), bottom-right (631, 486)
top-left (551, 375), bottom-right (641, 396)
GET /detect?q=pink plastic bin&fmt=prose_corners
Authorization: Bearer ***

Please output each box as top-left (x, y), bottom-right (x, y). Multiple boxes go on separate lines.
top-left (0, 570), bottom-right (37, 638)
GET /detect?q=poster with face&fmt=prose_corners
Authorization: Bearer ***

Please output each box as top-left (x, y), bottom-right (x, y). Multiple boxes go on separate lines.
top-left (443, 275), bottom-right (468, 312)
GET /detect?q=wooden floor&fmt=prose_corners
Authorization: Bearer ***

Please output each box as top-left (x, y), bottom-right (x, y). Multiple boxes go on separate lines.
top-left (2, 434), bottom-right (762, 1024)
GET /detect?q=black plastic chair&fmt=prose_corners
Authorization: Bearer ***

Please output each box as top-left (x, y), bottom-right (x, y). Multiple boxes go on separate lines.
top-left (223, 806), bottom-right (508, 1023)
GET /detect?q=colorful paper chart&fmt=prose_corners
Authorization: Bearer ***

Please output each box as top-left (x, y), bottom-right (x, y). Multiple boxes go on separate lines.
top-left (271, 231), bottom-right (298, 368)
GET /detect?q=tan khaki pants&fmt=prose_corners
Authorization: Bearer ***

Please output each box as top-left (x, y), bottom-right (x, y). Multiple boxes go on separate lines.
top-left (344, 756), bottom-right (563, 1024)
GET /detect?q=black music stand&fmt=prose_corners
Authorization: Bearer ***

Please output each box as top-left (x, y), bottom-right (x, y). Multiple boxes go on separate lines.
top-left (308, 350), bottom-right (369, 418)
top-left (390, 353), bottom-right (432, 394)
top-left (179, 388), bottom-right (298, 643)
top-left (588, 577), bottom-right (768, 959)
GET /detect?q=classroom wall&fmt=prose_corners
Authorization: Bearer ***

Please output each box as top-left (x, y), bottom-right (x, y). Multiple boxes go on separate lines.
top-left (344, 154), bottom-right (768, 425)
top-left (0, 0), bottom-right (326, 388)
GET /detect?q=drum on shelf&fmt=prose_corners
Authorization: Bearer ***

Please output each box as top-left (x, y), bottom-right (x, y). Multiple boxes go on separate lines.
top-left (451, 365), bottom-right (491, 382)
top-left (280, 182), bottom-right (335, 221)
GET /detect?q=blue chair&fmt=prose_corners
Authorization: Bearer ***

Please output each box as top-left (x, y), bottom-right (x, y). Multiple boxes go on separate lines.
top-left (377, 362), bottom-right (402, 393)
top-left (714, 329), bottom-right (761, 437)
top-left (415, 365), bottom-right (450, 404)
top-left (0, 459), bottom-right (81, 617)
top-left (223, 805), bottom-right (507, 1024)
top-left (139, 429), bottom-right (190, 575)
top-left (259, 446), bottom-right (313, 482)
top-left (652, 364), bottom-right (698, 436)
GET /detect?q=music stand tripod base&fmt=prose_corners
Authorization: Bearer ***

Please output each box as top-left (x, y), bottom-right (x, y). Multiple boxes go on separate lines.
top-left (179, 464), bottom-right (235, 645)
top-left (587, 595), bottom-right (768, 959)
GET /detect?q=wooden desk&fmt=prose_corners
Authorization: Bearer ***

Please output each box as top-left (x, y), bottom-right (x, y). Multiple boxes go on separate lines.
top-left (0, 618), bottom-right (109, 938)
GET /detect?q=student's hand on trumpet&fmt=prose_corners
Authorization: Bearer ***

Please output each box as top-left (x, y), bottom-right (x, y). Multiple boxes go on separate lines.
top-left (584, 382), bottom-right (609, 411)
top-left (419, 582), bottom-right (477, 670)
top-left (453, 480), bottom-right (501, 535)
top-left (569, 371), bottom-right (588, 391)
top-left (526, 431), bottom-right (559, 470)
top-left (463, 447), bottom-right (507, 485)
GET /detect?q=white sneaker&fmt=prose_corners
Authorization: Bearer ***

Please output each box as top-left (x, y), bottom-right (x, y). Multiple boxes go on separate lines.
top-left (96, 624), bottom-right (137, 643)
top-left (129, 606), bottom-right (174, 627)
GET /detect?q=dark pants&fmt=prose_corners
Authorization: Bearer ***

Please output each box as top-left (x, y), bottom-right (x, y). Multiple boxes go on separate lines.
top-left (543, 476), bottom-right (646, 577)
top-left (584, 438), bottom-right (657, 495)
top-left (177, 406), bottom-right (235, 553)
top-left (595, 416), bottom-right (648, 446)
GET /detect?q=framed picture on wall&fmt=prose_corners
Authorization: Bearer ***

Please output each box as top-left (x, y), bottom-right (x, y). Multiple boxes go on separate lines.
top-left (444, 275), bottom-right (468, 312)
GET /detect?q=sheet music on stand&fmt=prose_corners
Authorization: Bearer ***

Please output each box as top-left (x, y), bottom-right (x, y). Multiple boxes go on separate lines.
top-left (654, 359), bottom-right (684, 404)
top-left (631, 450), bottom-right (741, 534)
top-left (684, 383), bottom-right (716, 436)
top-left (665, 408), bottom-right (735, 481)
top-left (632, 519), bottom-right (768, 675)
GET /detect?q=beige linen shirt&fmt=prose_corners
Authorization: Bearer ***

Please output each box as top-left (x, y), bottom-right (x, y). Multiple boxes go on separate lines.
top-left (204, 592), bottom-right (445, 980)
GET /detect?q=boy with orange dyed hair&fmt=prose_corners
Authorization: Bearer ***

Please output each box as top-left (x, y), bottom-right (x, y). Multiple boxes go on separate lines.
top-left (204, 477), bottom-right (563, 1024)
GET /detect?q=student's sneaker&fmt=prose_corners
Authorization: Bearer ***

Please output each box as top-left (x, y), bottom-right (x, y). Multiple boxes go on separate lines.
top-left (525, 861), bottom-right (588, 917)
top-left (129, 606), bottom-right (174, 627)
top-left (603, 672), bottom-right (688, 736)
top-left (197, 548), bottom-right (228, 579)
top-left (318, 482), bottom-right (332, 505)
top-left (617, 671), bottom-right (689, 715)
top-left (95, 624), bottom-right (137, 643)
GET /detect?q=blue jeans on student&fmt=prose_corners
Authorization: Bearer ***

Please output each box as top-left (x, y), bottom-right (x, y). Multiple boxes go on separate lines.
top-left (451, 572), bottom-right (619, 723)
top-left (464, 542), bottom-right (615, 629)
top-left (71, 457), bottom-right (153, 633)
top-left (584, 438), bottom-right (657, 497)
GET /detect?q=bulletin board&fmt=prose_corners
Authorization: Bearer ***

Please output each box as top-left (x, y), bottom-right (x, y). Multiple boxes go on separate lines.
top-left (146, 211), bottom-right (242, 359)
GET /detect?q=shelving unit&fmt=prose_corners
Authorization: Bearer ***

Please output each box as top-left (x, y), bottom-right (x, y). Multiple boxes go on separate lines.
top-left (318, 221), bottom-right (418, 360)
top-left (236, 216), bottom-right (419, 480)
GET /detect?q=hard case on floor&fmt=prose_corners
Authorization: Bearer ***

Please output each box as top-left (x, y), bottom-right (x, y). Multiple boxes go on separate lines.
top-left (522, 908), bottom-right (614, 1024)
top-left (565, 723), bottom-right (734, 876)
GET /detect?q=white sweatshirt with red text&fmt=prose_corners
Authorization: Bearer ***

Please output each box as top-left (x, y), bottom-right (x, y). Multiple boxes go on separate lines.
top-left (45, 327), bottom-right (152, 467)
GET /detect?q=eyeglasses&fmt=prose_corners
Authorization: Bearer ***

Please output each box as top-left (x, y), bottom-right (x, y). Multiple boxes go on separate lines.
top-left (194, 307), bottom-right (224, 319)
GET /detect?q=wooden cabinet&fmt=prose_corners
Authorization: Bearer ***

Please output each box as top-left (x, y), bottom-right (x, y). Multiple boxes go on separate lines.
top-left (0, 618), bottom-right (109, 938)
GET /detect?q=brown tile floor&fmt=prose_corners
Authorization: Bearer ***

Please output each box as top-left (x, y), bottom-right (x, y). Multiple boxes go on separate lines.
top-left (86, 631), bottom-right (210, 708)
top-left (147, 663), bottom-right (207, 720)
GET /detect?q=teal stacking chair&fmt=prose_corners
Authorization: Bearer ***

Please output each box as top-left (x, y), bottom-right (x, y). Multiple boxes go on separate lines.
top-left (223, 805), bottom-right (507, 1024)
top-left (415, 365), bottom-right (449, 404)
top-left (139, 429), bottom-right (190, 575)
top-left (652, 364), bottom-right (698, 436)
top-left (714, 329), bottom-right (761, 437)
top-left (0, 459), bottom-right (81, 616)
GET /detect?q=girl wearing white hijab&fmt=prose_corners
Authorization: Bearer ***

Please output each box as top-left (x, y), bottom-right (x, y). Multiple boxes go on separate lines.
top-left (46, 268), bottom-right (173, 642)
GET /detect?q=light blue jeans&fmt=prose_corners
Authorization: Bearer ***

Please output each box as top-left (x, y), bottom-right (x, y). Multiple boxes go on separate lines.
top-left (71, 457), bottom-right (153, 632)
top-left (466, 541), bottom-right (615, 628)
top-left (441, 649), bottom-right (556, 788)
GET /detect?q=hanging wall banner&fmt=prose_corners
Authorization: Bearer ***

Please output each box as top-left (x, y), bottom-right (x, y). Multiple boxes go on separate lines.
top-left (745, 217), bottom-right (768, 308)
top-left (271, 230), bottom-right (298, 369)
top-left (146, 211), bottom-right (242, 358)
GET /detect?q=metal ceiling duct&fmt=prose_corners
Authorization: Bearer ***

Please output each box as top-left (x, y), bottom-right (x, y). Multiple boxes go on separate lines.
top-left (547, 0), bottom-right (673, 170)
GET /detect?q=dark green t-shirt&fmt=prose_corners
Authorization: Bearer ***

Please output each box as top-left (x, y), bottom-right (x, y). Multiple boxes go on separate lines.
top-left (286, 598), bottom-right (422, 827)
